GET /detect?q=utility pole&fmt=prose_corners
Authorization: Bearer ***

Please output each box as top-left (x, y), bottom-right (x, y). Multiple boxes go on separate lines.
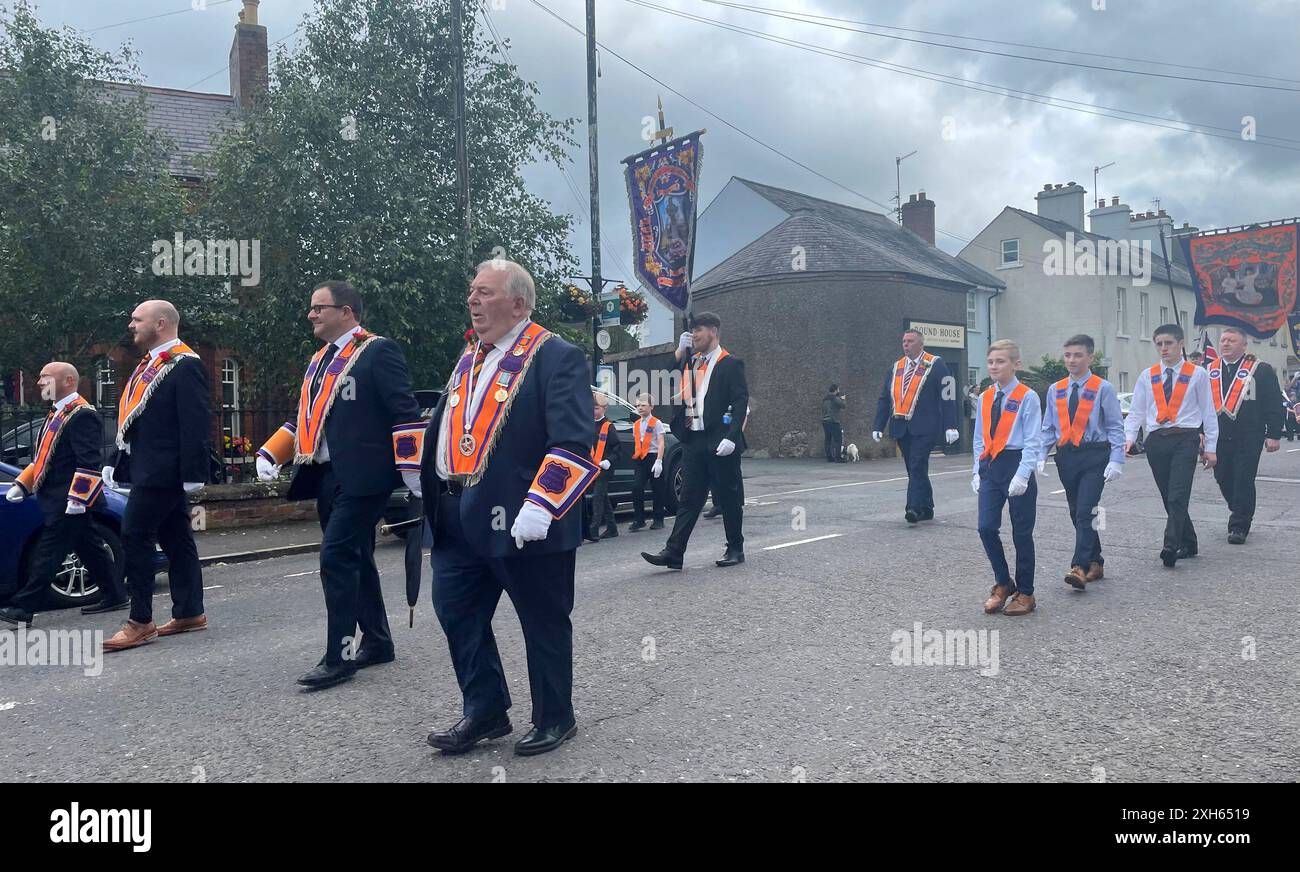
top-left (585, 0), bottom-right (602, 385)
top-left (894, 150), bottom-right (917, 223)
top-left (451, 0), bottom-right (471, 277)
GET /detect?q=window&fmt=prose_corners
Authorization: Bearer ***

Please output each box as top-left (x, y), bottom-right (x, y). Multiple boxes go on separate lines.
top-left (1159, 306), bottom-right (1170, 327)
top-left (968, 366), bottom-right (979, 388)
top-left (1116, 287), bottom-right (1128, 336)
top-left (966, 292), bottom-right (978, 331)
top-left (221, 358), bottom-right (242, 440)
top-left (94, 358), bottom-right (117, 408)
top-left (1180, 310), bottom-right (1189, 330)
top-left (1138, 292), bottom-right (1149, 338)
top-left (1000, 239), bottom-right (1020, 265)
top-left (1119, 371), bottom-right (1130, 393)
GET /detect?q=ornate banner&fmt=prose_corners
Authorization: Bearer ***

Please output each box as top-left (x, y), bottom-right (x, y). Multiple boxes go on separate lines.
top-left (1180, 222), bottom-right (1298, 339)
top-left (622, 131), bottom-right (704, 313)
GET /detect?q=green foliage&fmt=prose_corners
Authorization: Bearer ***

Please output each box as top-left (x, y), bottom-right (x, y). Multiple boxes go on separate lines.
top-left (1020, 354), bottom-right (1110, 401)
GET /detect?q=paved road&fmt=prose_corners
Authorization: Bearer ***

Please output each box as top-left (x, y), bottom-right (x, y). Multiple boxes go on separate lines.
top-left (3, 448), bottom-right (1298, 782)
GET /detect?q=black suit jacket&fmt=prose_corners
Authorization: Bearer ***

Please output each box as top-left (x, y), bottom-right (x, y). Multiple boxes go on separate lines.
top-left (286, 337), bottom-right (421, 501)
top-left (872, 355), bottom-right (959, 439)
top-left (1215, 358), bottom-right (1284, 442)
top-left (594, 416), bottom-right (623, 477)
top-left (113, 356), bottom-right (210, 488)
top-left (669, 352), bottom-right (749, 451)
top-left (34, 406), bottom-right (103, 519)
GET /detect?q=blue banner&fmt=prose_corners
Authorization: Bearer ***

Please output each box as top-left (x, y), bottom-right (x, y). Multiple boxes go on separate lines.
top-left (623, 131), bottom-right (704, 313)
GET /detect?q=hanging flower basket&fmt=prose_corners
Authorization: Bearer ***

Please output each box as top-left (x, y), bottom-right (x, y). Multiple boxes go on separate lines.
top-left (560, 283), bottom-right (600, 321)
top-left (618, 285), bottom-right (648, 325)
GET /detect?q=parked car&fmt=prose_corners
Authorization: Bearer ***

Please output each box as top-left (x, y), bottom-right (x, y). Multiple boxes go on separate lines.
top-left (0, 460), bottom-right (166, 610)
top-left (1117, 392), bottom-right (1145, 454)
top-left (594, 387), bottom-right (684, 515)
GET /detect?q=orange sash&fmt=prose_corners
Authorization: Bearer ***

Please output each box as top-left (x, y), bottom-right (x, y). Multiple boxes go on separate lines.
top-left (681, 348), bottom-right (730, 425)
top-left (891, 352), bottom-right (936, 420)
top-left (444, 322), bottom-right (551, 483)
top-left (633, 415), bottom-right (660, 460)
top-left (980, 383), bottom-right (1030, 460)
top-left (1052, 374), bottom-right (1103, 446)
top-left (116, 341), bottom-right (200, 448)
top-left (1150, 362), bottom-right (1196, 425)
top-left (294, 330), bottom-right (379, 463)
top-left (15, 397), bottom-right (93, 496)
top-left (1209, 356), bottom-right (1257, 420)
top-left (591, 419), bottom-right (611, 465)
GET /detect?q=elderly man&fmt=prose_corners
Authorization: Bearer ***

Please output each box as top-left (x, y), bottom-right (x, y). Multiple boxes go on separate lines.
top-left (1, 363), bottom-right (122, 626)
top-left (102, 300), bottom-right (211, 651)
top-left (420, 259), bottom-right (597, 757)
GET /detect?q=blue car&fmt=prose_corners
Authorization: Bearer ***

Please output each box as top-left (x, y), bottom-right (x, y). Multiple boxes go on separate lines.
top-left (0, 460), bottom-right (160, 610)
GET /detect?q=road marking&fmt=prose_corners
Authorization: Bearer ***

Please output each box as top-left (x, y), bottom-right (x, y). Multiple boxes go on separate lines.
top-left (1051, 488), bottom-right (1066, 494)
top-left (202, 585), bottom-right (223, 591)
top-left (749, 500), bottom-right (779, 506)
top-left (1288, 448), bottom-right (1300, 453)
top-left (1256, 476), bottom-right (1300, 484)
top-left (752, 470), bottom-right (965, 500)
top-left (0, 701), bottom-right (19, 712)
top-left (283, 569), bottom-right (319, 578)
top-left (763, 533), bottom-right (843, 550)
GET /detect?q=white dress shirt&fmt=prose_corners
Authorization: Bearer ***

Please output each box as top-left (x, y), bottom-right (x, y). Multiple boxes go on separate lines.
top-left (312, 325), bottom-right (362, 463)
top-left (52, 392), bottom-right (80, 412)
top-left (1124, 359), bottom-right (1219, 453)
top-left (687, 345), bottom-right (724, 431)
top-left (436, 318), bottom-right (531, 480)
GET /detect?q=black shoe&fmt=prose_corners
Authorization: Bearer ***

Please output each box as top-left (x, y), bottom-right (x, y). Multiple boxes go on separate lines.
top-left (703, 508), bottom-right (721, 519)
top-left (353, 646), bottom-right (395, 669)
top-left (628, 521), bottom-right (647, 532)
top-left (81, 597), bottom-right (129, 616)
top-left (904, 509), bottom-right (919, 524)
top-left (649, 520), bottom-right (664, 530)
top-left (918, 509), bottom-right (934, 521)
top-left (716, 548), bottom-right (745, 567)
top-left (1177, 545), bottom-right (1198, 559)
top-left (1227, 530), bottom-right (1247, 545)
top-left (1160, 548), bottom-right (1177, 568)
top-left (427, 712), bottom-right (513, 754)
top-left (297, 661), bottom-right (357, 689)
top-left (641, 550), bottom-right (682, 570)
top-left (583, 534), bottom-right (600, 543)
top-left (0, 606), bottom-right (33, 626)
top-left (514, 717), bottom-right (577, 757)
top-left (600, 527), bottom-right (619, 539)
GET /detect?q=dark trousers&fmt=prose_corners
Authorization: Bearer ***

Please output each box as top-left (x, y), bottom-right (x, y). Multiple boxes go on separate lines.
top-left (124, 485), bottom-right (203, 624)
top-left (977, 449), bottom-right (1037, 594)
top-left (822, 421), bottom-right (843, 461)
top-left (11, 511), bottom-right (118, 612)
top-left (666, 435), bottom-right (744, 558)
top-left (1213, 432), bottom-right (1263, 534)
top-left (432, 491), bottom-right (575, 728)
top-left (897, 432), bottom-right (936, 513)
top-left (630, 455), bottom-right (665, 524)
top-left (587, 471), bottom-right (615, 535)
top-left (1143, 430), bottom-right (1200, 553)
top-left (1054, 442), bottom-right (1110, 569)
top-left (316, 465), bottom-right (392, 665)
top-left (1283, 413), bottom-right (1298, 439)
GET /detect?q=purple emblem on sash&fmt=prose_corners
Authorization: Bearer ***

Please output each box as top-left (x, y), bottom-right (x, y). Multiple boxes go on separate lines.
top-left (72, 477), bottom-right (91, 495)
top-left (395, 435), bottom-right (418, 459)
top-left (537, 461), bottom-right (572, 495)
top-left (456, 353), bottom-right (473, 375)
top-left (498, 352), bottom-right (525, 374)
top-left (48, 418), bottom-right (62, 433)
top-left (1083, 390), bottom-right (1097, 401)
top-left (1005, 399), bottom-right (1020, 412)
top-left (326, 356), bottom-right (347, 376)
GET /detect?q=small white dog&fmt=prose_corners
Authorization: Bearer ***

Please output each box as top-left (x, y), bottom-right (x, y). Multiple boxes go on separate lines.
top-left (844, 443), bottom-right (860, 462)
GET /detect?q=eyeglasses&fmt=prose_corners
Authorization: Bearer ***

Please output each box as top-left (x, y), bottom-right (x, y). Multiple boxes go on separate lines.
top-left (307, 304), bottom-right (346, 315)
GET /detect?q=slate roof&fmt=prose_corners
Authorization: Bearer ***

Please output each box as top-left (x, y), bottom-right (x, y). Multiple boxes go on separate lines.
top-left (100, 82), bottom-right (238, 179)
top-left (1006, 206), bottom-right (1193, 288)
top-left (692, 178), bottom-right (1006, 294)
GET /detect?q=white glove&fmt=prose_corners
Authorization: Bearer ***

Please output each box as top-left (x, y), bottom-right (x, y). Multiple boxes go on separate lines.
top-left (971, 474), bottom-right (980, 495)
top-left (716, 438), bottom-right (736, 457)
top-left (6, 484), bottom-right (25, 503)
top-left (102, 466), bottom-right (116, 490)
top-left (945, 429), bottom-right (959, 445)
top-left (65, 500), bottom-right (86, 515)
top-left (401, 469), bottom-right (422, 499)
top-left (256, 456), bottom-right (280, 482)
top-left (183, 482), bottom-right (204, 494)
top-left (871, 431), bottom-right (882, 442)
top-left (511, 500), bottom-right (552, 549)
top-left (1103, 461), bottom-right (1124, 482)
top-left (599, 459), bottom-right (610, 470)
top-left (678, 331), bottom-right (693, 353)
top-left (652, 458), bottom-right (663, 478)
top-left (1036, 460), bottom-right (1046, 475)
top-left (1008, 475), bottom-right (1029, 497)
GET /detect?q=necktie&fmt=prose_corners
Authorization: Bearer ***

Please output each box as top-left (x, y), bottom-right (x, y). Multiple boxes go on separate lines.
top-left (1069, 382), bottom-right (1080, 422)
top-left (127, 354), bottom-right (151, 393)
top-left (1163, 367), bottom-right (1174, 403)
top-left (990, 390), bottom-right (1005, 434)
top-left (903, 358), bottom-right (916, 397)
top-left (471, 343), bottom-right (495, 384)
top-left (310, 343), bottom-right (337, 402)
top-left (38, 408), bottom-right (54, 444)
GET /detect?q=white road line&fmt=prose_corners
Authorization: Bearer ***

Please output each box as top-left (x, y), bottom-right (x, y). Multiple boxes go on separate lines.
top-left (752, 469), bottom-right (965, 500)
top-left (1051, 488), bottom-right (1066, 494)
top-left (202, 585), bottom-right (223, 591)
top-left (0, 701), bottom-right (19, 712)
top-left (1288, 448), bottom-right (1300, 453)
top-left (283, 570), bottom-right (319, 578)
top-left (763, 533), bottom-right (843, 550)
top-left (1256, 476), bottom-right (1300, 484)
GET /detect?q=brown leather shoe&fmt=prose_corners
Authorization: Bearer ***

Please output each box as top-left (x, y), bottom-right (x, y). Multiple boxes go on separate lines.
top-left (983, 583), bottom-right (1015, 614)
top-left (1085, 562), bottom-right (1104, 582)
top-left (1004, 593), bottom-right (1037, 616)
top-left (103, 620), bottom-right (159, 652)
top-left (157, 615), bottom-right (207, 636)
top-left (1064, 566), bottom-right (1088, 590)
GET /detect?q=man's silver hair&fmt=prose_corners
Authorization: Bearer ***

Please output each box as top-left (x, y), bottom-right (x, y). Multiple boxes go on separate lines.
top-left (476, 259), bottom-right (536, 311)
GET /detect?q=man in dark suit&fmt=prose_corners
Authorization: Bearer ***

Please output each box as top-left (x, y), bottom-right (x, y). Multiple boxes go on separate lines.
top-left (102, 300), bottom-right (210, 652)
top-left (257, 280), bottom-right (423, 689)
top-left (872, 328), bottom-right (960, 523)
top-left (1208, 326), bottom-right (1284, 544)
top-left (642, 311), bottom-right (749, 570)
top-left (421, 259), bottom-right (597, 757)
top-left (1, 362), bottom-right (121, 625)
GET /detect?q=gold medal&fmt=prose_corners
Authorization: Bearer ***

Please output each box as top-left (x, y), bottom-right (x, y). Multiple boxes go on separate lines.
top-left (449, 393), bottom-right (460, 407)
top-left (494, 388), bottom-right (508, 402)
top-left (458, 433), bottom-right (476, 456)
top-left (513, 347), bottom-right (525, 356)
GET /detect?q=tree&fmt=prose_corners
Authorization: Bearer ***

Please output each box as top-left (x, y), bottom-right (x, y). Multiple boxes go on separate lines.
top-left (200, 0), bottom-right (579, 403)
top-left (1021, 354), bottom-right (1110, 402)
top-left (0, 1), bottom-right (223, 377)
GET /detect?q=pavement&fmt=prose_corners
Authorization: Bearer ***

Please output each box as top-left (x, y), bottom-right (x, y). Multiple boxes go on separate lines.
top-left (2, 448), bottom-right (1298, 782)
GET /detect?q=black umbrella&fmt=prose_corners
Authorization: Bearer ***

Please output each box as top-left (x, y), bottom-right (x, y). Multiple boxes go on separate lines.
top-left (403, 497), bottom-right (424, 627)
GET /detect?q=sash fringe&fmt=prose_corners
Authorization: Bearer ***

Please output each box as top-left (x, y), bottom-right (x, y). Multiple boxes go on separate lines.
top-left (115, 353), bottom-right (200, 449)
top-left (30, 403), bottom-right (91, 492)
top-left (294, 335), bottom-right (381, 465)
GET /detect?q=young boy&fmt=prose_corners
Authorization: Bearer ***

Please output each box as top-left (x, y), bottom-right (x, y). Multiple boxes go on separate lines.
top-left (628, 393), bottom-right (667, 532)
top-left (972, 339), bottom-right (1043, 616)
top-left (585, 392), bottom-right (623, 542)
top-left (1040, 334), bottom-right (1126, 589)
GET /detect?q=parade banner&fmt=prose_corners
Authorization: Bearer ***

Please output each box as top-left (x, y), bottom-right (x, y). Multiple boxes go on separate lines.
top-left (622, 131), bottom-right (704, 313)
top-left (1180, 221), bottom-right (1298, 339)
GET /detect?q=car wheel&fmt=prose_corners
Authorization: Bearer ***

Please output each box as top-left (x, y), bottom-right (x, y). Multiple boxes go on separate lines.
top-left (666, 457), bottom-right (683, 513)
top-left (23, 521), bottom-right (124, 609)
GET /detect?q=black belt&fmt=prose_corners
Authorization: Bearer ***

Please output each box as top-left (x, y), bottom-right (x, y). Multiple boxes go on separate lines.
top-left (1056, 440), bottom-right (1109, 452)
top-left (442, 479), bottom-right (465, 497)
top-left (1148, 426), bottom-right (1200, 438)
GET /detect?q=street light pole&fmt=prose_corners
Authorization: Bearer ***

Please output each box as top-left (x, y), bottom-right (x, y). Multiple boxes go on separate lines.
top-left (451, 0), bottom-right (471, 278)
top-left (585, 0), bottom-right (602, 385)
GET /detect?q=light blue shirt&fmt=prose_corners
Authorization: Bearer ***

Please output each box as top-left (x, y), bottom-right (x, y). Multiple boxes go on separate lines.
top-left (1040, 372), bottom-right (1127, 465)
top-left (971, 376), bottom-right (1043, 480)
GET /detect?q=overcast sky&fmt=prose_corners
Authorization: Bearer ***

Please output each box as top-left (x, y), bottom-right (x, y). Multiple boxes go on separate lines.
top-left (24, 0), bottom-right (1300, 289)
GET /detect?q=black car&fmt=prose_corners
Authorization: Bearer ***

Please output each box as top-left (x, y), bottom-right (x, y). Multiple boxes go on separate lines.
top-left (595, 387), bottom-right (684, 516)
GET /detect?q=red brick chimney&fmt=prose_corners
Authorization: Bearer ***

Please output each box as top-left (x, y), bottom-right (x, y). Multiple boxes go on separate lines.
top-left (900, 191), bottom-right (936, 245)
top-left (229, 0), bottom-right (268, 110)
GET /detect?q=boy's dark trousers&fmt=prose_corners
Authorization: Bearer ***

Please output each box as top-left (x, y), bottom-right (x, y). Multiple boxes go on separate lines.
top-left (1054, 441), bottom-right (1110, 569)
top-left (630, 455), bottom-right (665, 525)
top-left (977, 448), bottom-right (1037, 594)
top-left (587, 470), bottom-right (616, 535)
top-left (1143, 428), bottom-right (1200, 554)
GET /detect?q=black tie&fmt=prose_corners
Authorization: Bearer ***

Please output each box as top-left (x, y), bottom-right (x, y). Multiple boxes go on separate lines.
top-left (1068, 382), bottom-right (1080, 422)
top-left (311, 343), bottom-right (337, 402)
top-left (1163, 367), bottom-right (1174, 403)
top-left (990, 390), bottom-right (1005, 434)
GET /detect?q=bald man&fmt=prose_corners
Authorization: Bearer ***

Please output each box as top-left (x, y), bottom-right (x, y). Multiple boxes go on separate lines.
top-left (1, 363), bottom-right (122, 626)
top-left (102, 300), bottom-right (211, 652)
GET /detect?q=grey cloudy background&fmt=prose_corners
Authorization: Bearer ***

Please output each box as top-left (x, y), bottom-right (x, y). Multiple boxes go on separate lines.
top-left (25, 0), bottom-right (1300, 320)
